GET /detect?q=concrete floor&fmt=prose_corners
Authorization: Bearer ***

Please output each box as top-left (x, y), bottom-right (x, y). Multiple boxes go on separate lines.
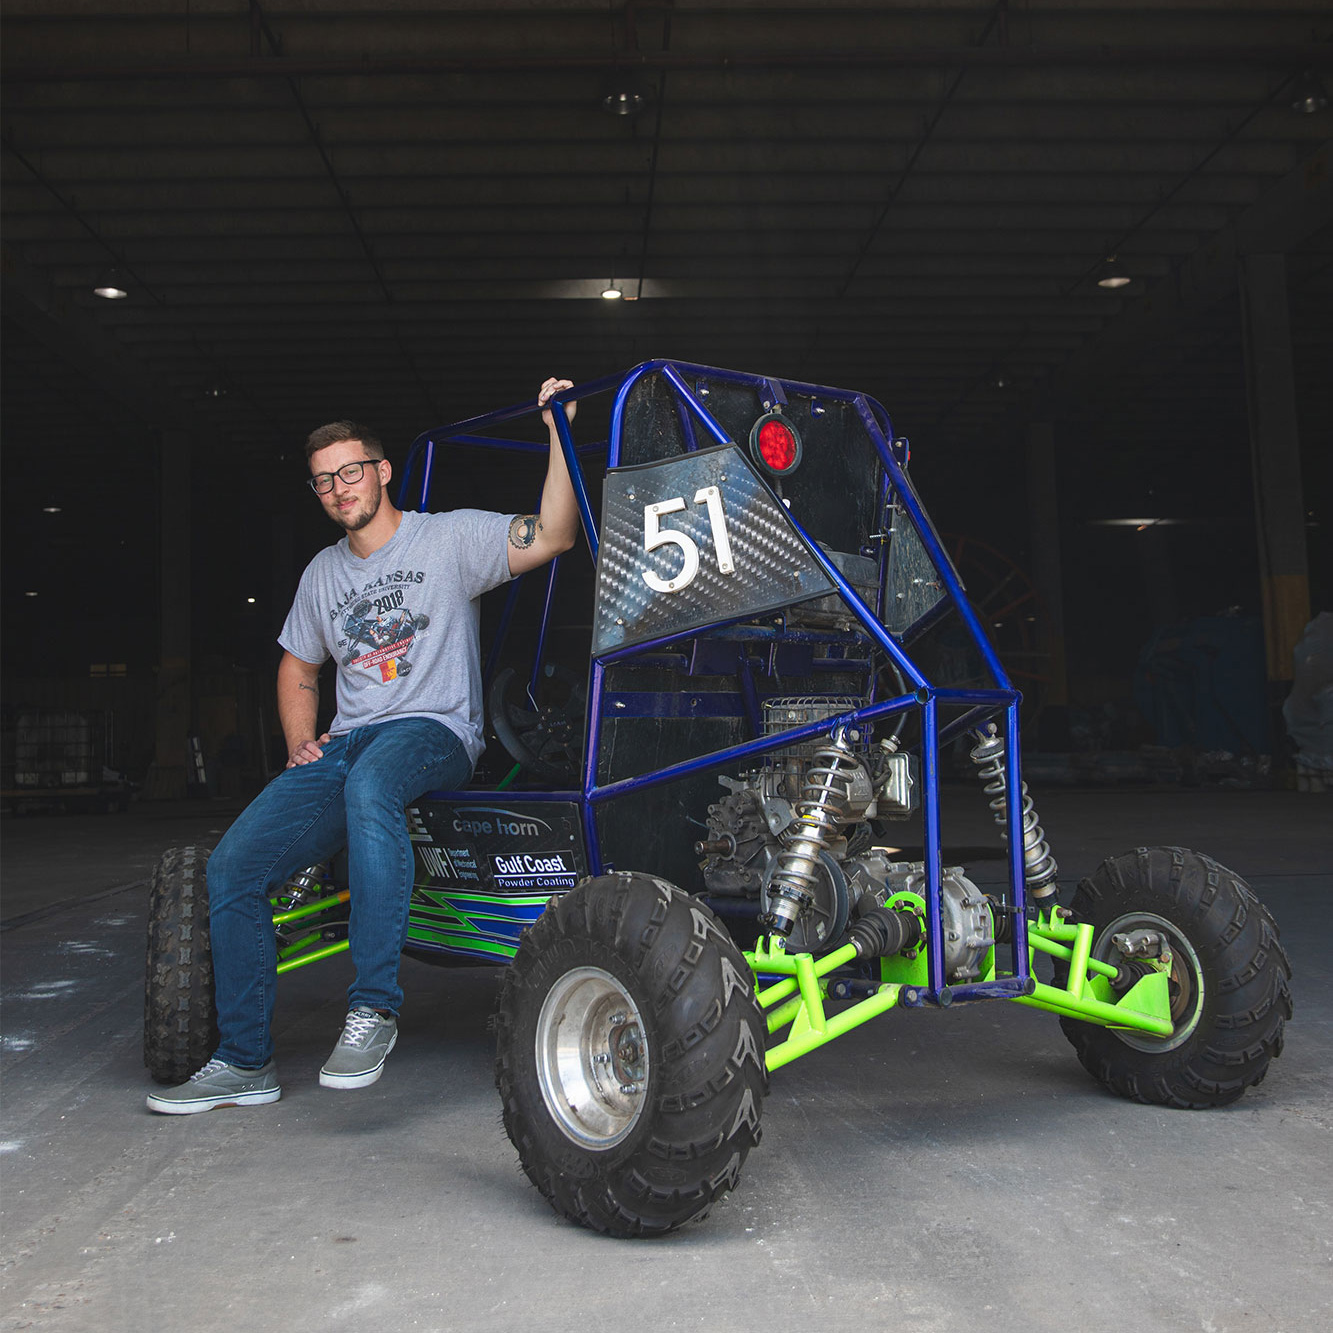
top-left (1, 786), bottom-right (1329, 1333)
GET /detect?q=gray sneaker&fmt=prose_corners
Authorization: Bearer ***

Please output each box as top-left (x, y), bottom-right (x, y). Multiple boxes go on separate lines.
top-left (147, 1058), bottom-right (281, 1115)
top-left (320, 1008), bottom-right (398, 1089)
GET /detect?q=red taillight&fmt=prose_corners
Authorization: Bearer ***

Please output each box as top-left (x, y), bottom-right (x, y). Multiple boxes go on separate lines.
top-left (758, 420), bottom-right (796, 469)
top-left (749, 411), bottom-right (802, 475)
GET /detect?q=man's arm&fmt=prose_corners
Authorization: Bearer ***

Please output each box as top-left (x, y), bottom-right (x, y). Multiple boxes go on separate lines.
top-left (276, 650), bottom-right (329, 767)
top-left (507, 376), bottom-right (581, 577)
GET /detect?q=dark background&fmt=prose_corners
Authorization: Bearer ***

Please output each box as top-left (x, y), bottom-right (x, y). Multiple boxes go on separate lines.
top-left (2, 2), bottom-right (1328, 790)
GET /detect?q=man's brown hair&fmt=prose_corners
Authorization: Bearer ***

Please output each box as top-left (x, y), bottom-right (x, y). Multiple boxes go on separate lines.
top-left (305, 420), bottom-right (385, 463)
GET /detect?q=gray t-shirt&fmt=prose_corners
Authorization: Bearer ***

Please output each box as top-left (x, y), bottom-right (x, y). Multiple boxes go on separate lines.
top-left (279, 508), bottom-right (514, 765)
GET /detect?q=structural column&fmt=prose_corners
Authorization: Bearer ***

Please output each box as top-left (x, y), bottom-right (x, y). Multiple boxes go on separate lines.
top-left (1238, 253), bottom-right (1310, 724)
top-left (1025, 420), bottom-right (1070, 748)
top-left (145, 428), bottom-right (192, 799)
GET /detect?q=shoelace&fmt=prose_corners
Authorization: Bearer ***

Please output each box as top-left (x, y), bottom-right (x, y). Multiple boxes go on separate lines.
top-left (339, 1009), bottom-right (382, 1049)
top-left (190, 1058), bottom-right (230, 1081)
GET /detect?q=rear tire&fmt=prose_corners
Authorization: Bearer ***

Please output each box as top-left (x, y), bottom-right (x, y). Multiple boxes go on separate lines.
top-left (495, 872), bottom-right (768, 1237)
top-left (1059, 846), bottom-right (1292, 1109)
top-left (144, 846), bottom-right (219, 1084)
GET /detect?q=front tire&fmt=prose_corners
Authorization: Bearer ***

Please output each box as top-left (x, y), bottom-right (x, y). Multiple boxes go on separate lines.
top-left (1059, 846), bottom-right (1292, 1109)
top-left (495, 872), bottom-right (768, 1237)
top-left (144, 846), bottom-right (219, 1084)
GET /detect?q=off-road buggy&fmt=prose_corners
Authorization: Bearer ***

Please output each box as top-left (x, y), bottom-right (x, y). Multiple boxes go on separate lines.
top-left (145, 361), bottom-right (1292, 1238)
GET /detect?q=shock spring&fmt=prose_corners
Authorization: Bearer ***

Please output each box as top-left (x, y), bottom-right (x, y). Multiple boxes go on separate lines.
top-left (968, 725), bottom-right (1059, 899)
top-left (763, 730), bottom-right (862, 936)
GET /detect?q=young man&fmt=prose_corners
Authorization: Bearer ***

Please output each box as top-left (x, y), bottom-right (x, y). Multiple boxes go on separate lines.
top-left (147, 378), bottom-right (579, 1114)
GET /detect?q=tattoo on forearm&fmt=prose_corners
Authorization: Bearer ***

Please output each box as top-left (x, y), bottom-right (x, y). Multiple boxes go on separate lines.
top-left (298, 682), bottom-right (317, 695)
top-left (509, 514), bottom-right (542, 550)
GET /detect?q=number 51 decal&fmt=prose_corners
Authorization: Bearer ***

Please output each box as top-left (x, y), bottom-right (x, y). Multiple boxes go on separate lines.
top-left (642, 485), bottom-right (735, 594)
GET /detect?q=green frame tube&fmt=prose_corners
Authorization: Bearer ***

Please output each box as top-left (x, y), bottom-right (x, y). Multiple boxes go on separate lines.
top-left (1012, 974), bottom-right (1172, 1035)
top-left (1027, 928), bottom-right (1120, 980)
top-left (276, 939), bottom-right (350, 974)
top-left (271, 889), bottom-right (350, 926)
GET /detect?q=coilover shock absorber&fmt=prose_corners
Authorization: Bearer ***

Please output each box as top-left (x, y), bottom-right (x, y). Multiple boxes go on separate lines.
top-left (271, 863), bottom-right (330, 915)
top-left (762, 729), bottom-right (862, 937)
top-left (968, 724), bottom-right (1059, 900)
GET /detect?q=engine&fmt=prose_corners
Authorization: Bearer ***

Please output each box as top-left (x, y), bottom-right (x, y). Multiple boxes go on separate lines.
top-left (696, 696), bottom-right (995, 982)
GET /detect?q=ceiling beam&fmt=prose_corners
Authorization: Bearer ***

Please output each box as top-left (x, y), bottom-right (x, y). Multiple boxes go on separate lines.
top-left (5, 44), bottom-right (1333, 84)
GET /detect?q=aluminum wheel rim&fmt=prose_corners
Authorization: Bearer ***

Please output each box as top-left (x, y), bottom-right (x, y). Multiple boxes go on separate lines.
top-left (535, 966), bottom-right (649, 1148)
top-left (1095, 911), bottom-right (1205, 1053)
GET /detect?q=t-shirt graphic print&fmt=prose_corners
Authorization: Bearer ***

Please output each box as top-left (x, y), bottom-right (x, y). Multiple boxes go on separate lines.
top-left (337, 580), bottom-right (429, 681)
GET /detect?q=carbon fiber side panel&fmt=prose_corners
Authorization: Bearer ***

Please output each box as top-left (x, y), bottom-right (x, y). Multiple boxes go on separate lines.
top-left (884, 507), bottom-right (947, 635)
top-left (591, 445), bottom-right (837, 655)
top-left (883, 471), bottom-right (959, 635)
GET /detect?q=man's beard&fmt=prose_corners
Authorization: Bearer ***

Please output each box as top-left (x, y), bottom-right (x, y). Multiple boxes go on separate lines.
top-left (333, 480), bottom-right (382, 532)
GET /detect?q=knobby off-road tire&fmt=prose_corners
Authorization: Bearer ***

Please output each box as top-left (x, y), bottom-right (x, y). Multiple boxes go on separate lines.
top-left (144, 845), bottom-right (219, 1084)
top-left (494, 872), bottom-right (768, 1237)
top-left (1059, 846), bottom-right (1292, 1109)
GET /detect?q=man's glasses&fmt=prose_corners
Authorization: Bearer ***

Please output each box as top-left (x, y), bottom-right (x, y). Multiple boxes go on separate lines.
top-left (308, 460), bottom-right (382, 494)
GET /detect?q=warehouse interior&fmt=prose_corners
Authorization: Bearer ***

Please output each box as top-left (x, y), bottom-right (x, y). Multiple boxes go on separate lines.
top-left (3, 0), bottom-right (1330, 801)
top-left (2, 4), bottom-right (1330, 1330)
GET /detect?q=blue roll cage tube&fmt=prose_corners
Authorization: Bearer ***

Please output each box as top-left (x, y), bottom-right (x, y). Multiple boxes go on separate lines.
top-left (396, 360), bottom-right (1032, 1008)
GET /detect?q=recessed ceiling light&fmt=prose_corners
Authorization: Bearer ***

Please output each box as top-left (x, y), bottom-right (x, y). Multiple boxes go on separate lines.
top-left (42, 504), bottom-right (62, 514)
top-left (1290, 70), bottom-right (1328, 115)
top-left (93, 266), bottom-right (128, 299)
top-left (601, 71), bottom-right (649, 117)
top-left (604, 89), bottom-right (644, 116)
top-left (1096, 256), bottom-right (1131, 289)
top-left (1088, 517), bottom-right (1186, 527)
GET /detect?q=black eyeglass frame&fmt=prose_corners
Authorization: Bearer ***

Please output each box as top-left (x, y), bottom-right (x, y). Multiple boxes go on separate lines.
top-left (307, 459), bottom-right (384, 494)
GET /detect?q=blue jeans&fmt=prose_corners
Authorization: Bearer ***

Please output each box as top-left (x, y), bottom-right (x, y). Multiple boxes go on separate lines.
top-left (206, 717), bottom-right (470, 1068)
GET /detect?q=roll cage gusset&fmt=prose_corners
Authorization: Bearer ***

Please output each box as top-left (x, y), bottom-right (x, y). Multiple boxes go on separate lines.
top-left (398, 360), bottom-right (1033, 1005)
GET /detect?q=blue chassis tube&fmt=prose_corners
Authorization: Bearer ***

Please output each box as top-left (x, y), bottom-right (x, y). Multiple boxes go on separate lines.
top-left (397, 360), bottom-right (1032, 1002)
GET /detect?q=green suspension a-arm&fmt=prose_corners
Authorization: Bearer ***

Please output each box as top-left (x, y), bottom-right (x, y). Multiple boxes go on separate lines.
top-left (271, 887), bottom-right (351, 974)
top-left (746, 938), bottom-right (903, 1072)
top-left (1016, 908), bottom-right (1174, 1037)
